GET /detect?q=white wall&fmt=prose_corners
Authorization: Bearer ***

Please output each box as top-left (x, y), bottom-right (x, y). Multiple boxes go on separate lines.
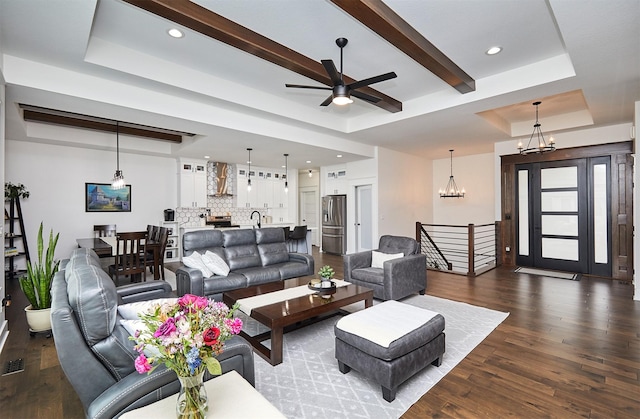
top-left (5, 140), bottom-right (178, 262)
top-left (432, 152), bottom-right (495, 225)
top-left (377, 148), bottom-right (432, 239)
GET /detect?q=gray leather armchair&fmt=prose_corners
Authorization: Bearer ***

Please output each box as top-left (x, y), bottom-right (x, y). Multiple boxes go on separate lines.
top-left (51, 248), bottom-right (255, 419)
top-left (343, 235), bottom-right (426, 300)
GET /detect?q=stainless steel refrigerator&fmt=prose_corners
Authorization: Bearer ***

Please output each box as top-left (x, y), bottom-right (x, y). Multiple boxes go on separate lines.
top-left (322, 194), bottom-right (347, 255)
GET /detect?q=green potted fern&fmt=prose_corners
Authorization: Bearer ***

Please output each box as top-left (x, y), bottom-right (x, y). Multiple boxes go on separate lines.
top-left (19, 222), bottom-right (60, 333)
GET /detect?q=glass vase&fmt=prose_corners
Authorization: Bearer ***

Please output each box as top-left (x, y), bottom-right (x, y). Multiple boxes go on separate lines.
top-left (176, 371), bottom-right (208, 419)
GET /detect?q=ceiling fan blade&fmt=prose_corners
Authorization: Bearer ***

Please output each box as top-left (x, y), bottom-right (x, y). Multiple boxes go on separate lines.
top-left (285, 84), bottom-right (332, 90)
top-left (348, 72), bottom-right (397, 90)
top-left (351, 90), bottom-right (382, 103)
top-left (321, 60), bottom-right (343, 86)
top-left (320, 95), bottom-right (334, 107)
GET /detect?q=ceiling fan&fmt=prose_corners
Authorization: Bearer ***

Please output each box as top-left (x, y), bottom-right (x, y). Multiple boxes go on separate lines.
top-left (285, 37), bottom-right (397, 107)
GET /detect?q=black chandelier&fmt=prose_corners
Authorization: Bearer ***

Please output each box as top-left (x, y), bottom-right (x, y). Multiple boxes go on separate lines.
top-left (439, 150), bottom-right (465, 198)
top-left (517, 101), bottom-right (556, 155)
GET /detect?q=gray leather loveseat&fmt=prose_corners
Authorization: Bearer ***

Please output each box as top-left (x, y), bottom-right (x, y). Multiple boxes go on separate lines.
top-left (51, 248), bottom-right (255, 419)
top-left (176, 227), bottom-right (314, 300)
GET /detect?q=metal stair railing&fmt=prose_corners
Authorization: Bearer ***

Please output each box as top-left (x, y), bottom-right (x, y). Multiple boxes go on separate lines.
top-left (416, 221), bottom-right (501, 276)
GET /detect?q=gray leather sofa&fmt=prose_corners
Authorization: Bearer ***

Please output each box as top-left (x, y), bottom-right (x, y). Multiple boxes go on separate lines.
top-left (176, 227), bottom-right (314, 300)
top-left (343, 235), bottom-right (427, 300)
top-left (51, 248), bottom-right (255, 419)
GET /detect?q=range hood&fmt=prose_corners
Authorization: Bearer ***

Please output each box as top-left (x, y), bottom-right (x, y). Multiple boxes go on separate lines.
top-left (214, 162), bottom-right (232, 196)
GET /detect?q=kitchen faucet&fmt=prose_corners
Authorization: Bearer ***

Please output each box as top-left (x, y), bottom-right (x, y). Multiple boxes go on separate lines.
top-left (250, 210), bottom-right (261, 228)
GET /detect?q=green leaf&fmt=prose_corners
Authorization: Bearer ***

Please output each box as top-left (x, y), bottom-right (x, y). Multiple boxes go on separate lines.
top-left (20, 222), bottom-right (59, 310)
top-left (204, 357), bottom-right (222, 376)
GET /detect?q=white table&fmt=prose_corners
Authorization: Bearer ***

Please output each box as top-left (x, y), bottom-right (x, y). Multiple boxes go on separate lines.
top-left (120, 370), bottom-right (285, 418)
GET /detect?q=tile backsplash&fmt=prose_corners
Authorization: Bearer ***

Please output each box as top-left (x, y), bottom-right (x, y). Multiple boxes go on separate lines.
top-left (175, 198), bottom-right (261, 226)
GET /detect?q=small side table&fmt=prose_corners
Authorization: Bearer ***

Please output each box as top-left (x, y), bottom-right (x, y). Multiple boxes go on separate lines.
top-left (120, 370), bottom-right (285, 418)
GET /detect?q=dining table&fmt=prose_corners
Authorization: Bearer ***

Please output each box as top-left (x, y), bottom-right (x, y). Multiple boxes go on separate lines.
top-left (76, 234), bottom-right (163, 280)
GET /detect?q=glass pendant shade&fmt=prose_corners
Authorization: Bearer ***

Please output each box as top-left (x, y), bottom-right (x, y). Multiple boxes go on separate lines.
top-left (247, 148), bottom-right (252, 191)
top-left (283, 153), bottom-right (289, 193)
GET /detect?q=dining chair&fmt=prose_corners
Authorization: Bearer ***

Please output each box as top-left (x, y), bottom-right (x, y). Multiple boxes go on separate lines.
top-left (109, 231), bottom-right (147, 286)
top-left (144, 226), bottom-right (169, 280)
top-left (288, 225), bottom-right (307, 252)
top-left (94, 224), bottom-right (117, 238)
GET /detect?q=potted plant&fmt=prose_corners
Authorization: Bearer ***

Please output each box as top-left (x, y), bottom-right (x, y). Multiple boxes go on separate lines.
top-left (4, 182), bottom-right (30, 201)
top-left (19, 222), bottom-right (60, 333)
top-left (318, 265), bottom-right (335, 281)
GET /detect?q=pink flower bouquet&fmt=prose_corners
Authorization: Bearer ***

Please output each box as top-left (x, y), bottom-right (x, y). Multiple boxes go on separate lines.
top-left (130, 294), bottom-right (243, 377)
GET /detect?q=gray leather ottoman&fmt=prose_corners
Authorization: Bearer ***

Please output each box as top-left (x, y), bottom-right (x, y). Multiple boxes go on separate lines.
top-left (334, 300), bottom-right (445, 402)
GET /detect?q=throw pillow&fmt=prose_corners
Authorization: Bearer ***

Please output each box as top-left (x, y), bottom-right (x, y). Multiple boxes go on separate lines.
top-left (120, 319), bottom-right (161, 358)
top-left (182, 251), bottom-right (214, 277)
top-left (371, 250), bottom-right (404, 269)
top-left (117, 298), bottom-right (178, 320)
top-left (202, 251), bottom-right (231, 276)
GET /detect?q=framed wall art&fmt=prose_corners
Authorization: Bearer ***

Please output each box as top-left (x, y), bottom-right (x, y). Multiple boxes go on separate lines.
top-left (85, 183), bottom-right (131, 212)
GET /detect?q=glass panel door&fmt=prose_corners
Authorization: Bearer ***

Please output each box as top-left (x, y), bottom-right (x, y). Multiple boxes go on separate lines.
top-left (534, 160), bottom-right (587, 272)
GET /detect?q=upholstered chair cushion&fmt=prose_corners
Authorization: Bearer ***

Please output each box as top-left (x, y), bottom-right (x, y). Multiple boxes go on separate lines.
top-left (378, 235), bottom-right (418, 256)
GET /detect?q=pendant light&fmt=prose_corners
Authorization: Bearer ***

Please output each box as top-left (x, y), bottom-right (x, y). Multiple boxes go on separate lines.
top-left (111, 122), bottom-right (125, 189)
top-left (283, 153), bottom-right (289, 193)
top-left (439, 150), bottom-right (465, 198)
top-left (246, 148), bottom-right (252, 191)
top-left (517, 101), bottom-right (556, 155)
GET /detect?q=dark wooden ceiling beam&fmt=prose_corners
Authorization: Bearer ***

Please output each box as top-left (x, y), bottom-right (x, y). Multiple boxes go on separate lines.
top-left (329, 0), bottom-right (475, 94)
top-left (122, 0), bottom-right (402, 113)
top-left (22, 108), bottom-right (185, 142)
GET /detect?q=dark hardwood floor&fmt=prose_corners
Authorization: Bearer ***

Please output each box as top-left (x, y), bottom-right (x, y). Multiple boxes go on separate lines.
top-left (1, 248), bottom-right (638, 418)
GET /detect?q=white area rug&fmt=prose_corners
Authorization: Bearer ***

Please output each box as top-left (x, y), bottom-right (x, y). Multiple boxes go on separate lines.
top-left (514, 267), bottom-right (579, 280)
top-left (250, 295), bottom-right (509, 418)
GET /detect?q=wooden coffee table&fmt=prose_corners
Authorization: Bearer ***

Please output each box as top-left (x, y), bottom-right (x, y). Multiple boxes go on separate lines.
top-left (223, 278), bottom-right (373, 366)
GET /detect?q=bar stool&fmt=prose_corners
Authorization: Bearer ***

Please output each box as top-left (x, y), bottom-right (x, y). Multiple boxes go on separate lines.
top-left (288, 225), bottom-right (307, 252)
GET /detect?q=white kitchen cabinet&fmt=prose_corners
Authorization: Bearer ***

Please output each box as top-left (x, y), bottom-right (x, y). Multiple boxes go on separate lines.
top-left (236, 165), bottom-right (289, 209)
top-left (235, 165), bottom-right (258, 208)
top-left (257, 174), bottom-right (274, 208)
top-left (325, 168), bottom-right (347, 195)
top-left (179, 159), bottom-right (207, 207)
top-left (272, 171), bottom-right (289, 209)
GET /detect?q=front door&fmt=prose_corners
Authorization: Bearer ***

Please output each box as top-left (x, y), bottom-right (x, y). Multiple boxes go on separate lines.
top-left (516, 157), bottom-right (611, 275)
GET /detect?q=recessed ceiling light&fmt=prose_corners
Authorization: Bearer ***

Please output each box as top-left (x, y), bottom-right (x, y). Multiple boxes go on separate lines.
top-left (306, 160), bottom-right (311, 164)
top-left (486, 46), bottom-right (502, 55)
top-left (204, 155), bottom-right (210, 159)
top-left (337, 154), bottom-right (342, 158)
top-left (168, 28), bottom-right (184, 38)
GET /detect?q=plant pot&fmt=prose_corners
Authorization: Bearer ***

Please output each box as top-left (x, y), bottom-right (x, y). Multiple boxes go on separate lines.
top-left (24, 305), bottom-right (52, 332)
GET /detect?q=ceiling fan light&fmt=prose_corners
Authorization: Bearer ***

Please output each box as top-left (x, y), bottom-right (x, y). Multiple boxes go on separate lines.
top-left (333, 95), bottom-right (353, 105)
top-left (332, 85), bottom-right (353, 105)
